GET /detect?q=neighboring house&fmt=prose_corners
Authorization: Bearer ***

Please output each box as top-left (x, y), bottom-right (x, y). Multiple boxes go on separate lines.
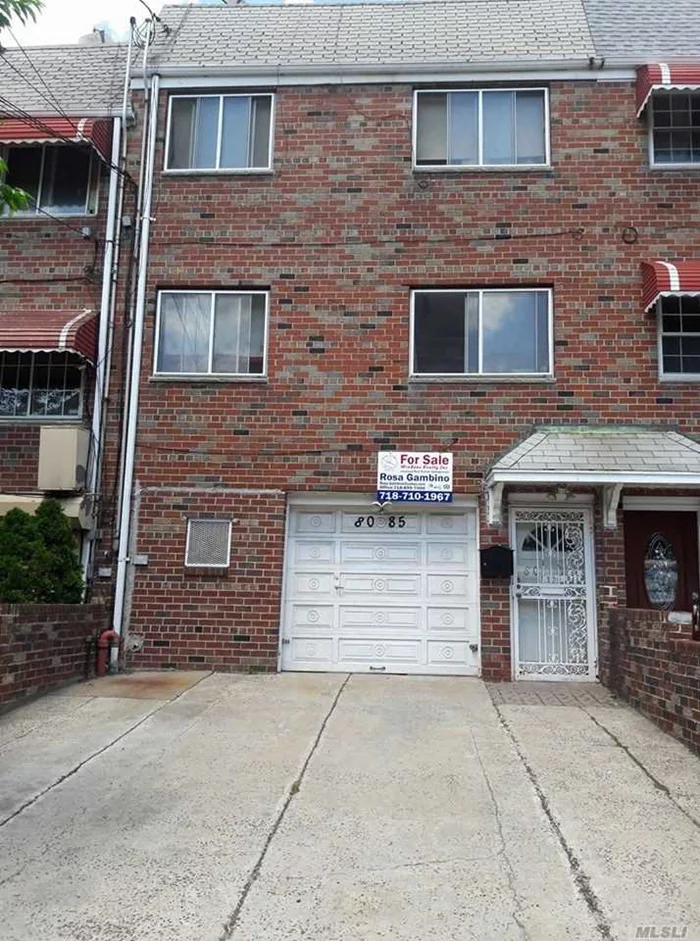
top-left (0, 42), bottom-right (130, 575)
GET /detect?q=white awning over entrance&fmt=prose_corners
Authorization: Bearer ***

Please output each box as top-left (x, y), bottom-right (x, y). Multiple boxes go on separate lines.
top-left (485, 427), bottom-right (700, 529)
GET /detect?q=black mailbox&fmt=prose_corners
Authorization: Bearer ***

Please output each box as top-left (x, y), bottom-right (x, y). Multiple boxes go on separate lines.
top-left (480, 545), bottom-right (514, 579)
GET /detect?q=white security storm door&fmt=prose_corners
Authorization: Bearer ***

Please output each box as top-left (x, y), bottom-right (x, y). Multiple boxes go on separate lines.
top-left (511, 507), bottom-right (597, 680)
top-left (281, 505), bottom-right (479, 675)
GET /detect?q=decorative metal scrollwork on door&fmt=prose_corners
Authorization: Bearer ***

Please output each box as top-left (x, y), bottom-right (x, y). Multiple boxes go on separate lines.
top-left (643, 532), bottom-right (678, 610)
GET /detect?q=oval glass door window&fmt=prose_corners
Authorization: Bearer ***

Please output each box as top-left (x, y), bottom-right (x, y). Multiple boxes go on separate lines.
top-left (644, 532), bottom-right (679, 610)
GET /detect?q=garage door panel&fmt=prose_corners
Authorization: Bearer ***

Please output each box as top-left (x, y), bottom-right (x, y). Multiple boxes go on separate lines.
top-left (293, 541), bottom-right (336, 565)
top-left (292, 573), bottom-right (335, 598)
top-left (426, 513), bottom-right (475, 536)
top-left (426, 542), bottom-right (473, 567)
top-left (427, 641), bottom-right (477, 667)
top-left (426, 574), bottom-right (474, 600)
top-left (289, 636), bottom-right (334, 663)
top-left (338, 638), bottom-right (421, 665)
top-left (339, 606), bottom-right (421, 631)
top-left (290, 605), bottom-right (335, 630)
top-left (340, 513), bottom-right (421, 533)
top-left (340, 541), bottom-right (421, 566)
top-left (427, 606), bottom-right (476, 633)
top-left (293, 511), bottom-right (337, 534)
top-left (340, 573), bottom-right (421, 597)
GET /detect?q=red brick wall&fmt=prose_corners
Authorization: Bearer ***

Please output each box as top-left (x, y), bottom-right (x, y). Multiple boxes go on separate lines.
top-left (99, 78), bottom-right (700, 673)
top-left (0, 425), bottom-right (41, 491)
top-left (603, 608), bottom-right (700, 755)
top-left (0, 603), bottom-right (106, 709)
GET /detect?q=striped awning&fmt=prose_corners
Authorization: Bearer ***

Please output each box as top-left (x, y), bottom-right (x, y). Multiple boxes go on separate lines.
top-left (642, 261), bottom-right (700, 312)
top-left (0, 310), bottom-right (97, 363)
top-left (0, 117), bottom-right (112, 161)
top-left (636, 64), bottom-right (700, 117)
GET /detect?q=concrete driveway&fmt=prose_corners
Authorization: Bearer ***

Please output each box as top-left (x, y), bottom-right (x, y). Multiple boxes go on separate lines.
top-left (0, 673), bottom-right (699, 941)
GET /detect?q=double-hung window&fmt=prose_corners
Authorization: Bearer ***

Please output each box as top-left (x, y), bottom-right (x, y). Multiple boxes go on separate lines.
top-left (155, 290), bottom-right (268, 377)
top-left (411, 289), bottom-right (552, 378)
top-left (414, 89), bottom-right (548, 168)
top-left (0, 351), bottom-right (84, 418)
top-left (166, 94), bottom-right (273, 171)
top-left (2, 144), bottom-right (97, 215)
top-left (649, 92), bottom-right (700, 165)
top-left (658, 295), bottom-right (700, 378)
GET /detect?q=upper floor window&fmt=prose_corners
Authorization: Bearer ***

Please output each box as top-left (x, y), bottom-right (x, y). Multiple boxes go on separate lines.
top-left (166, 94), bottom-right (273, 172)
top-left (650, 92), bottom-right (700, 165)
top-left (0, 351), bottom-right (84, 418)
top-left (2, 144), bottom-right (97, 216)
top-left (411, 289), bottom-right (552, 378)
top-left (658, 295), bottom-right (700, 378)
top-left (414, 89), bottom-right (548, 169)
top-left (155, 290), bottom-right (268, 377)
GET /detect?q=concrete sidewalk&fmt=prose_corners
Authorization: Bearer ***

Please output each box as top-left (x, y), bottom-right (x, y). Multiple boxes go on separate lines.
top-left (0, 673), bottom-right (698, 941)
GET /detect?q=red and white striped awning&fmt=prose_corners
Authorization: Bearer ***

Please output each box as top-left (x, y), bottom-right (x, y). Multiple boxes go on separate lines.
top-left (636, 64), bottom-right (700, 117)
top-left (642, 261), bottom-right (700, 312)
top-left (0, 310), bottom-right (97, 362)
top-left (0, 117), bottom-right (112, 162)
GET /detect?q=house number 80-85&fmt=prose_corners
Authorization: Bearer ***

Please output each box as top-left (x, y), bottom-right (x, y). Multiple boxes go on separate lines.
top-left (354, 516), bottom-right (406, 528)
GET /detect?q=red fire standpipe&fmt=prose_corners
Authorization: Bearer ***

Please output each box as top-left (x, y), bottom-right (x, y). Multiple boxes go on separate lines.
top-left (96, 629), bottom-right (120, 676)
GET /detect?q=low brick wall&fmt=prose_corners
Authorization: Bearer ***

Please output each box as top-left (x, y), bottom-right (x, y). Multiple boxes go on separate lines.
top-left (0, 604), bottom-right (106, 710)
top-left (603, 608), bottom-right (700, 755)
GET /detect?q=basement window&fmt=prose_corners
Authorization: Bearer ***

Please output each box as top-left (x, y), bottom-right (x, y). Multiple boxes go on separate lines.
top-left (0, 351), bottom-right (84, 418)
top-left (1, 144), bottom-right (98, 216)
top-left (411, 289), bottom-right (552, 378)
top-left (165, 94), bottom-right (273, 172)
top-left (185, 519), bottom-right (232, 568)
top-left (414, 89), bottom-right (549, 169)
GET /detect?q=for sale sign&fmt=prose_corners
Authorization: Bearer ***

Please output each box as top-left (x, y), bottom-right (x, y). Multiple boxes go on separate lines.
top-left (377, 452), bottom-right (453, 503)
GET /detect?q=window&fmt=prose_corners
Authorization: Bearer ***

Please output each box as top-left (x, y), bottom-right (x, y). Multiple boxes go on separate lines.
top-left (2, 144), bottom-right (97, 215)
top-left (411, 289), bottom-right (552, 378)
top-left (0, 352), bottom-right (84, 418)
top-left (185, 519), bottom-right (232, 568)
top-left (650, 92), bottom-right (700, 165)
top-left (658, 295), bottom-right (700, 377)
top-left (414, 89), bottom-right (548, 168)
top-left (155, 290), bottom-right (268, 377)
top-left (166, 94), bottom-right (273, 171)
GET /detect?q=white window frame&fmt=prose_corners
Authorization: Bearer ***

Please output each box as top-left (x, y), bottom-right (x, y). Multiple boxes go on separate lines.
top-left (409, 287), bottom-right (554, 380)
top-left (656, 295), bottom-right (700, 381)
top-left (164, 92), bottom-right (275, 174)
top-left (153, 289), bottom-right (270, 379)
top-left (647, 92), bottom-right (700, 169)
top-left (0, 351), bottom-right (85, 421)
top-left (184, 518), bottom-right (232, 569)
top-left (412, 88), bottom-right (550, 171)
top-left (1, 143), bottom-right (98, 217)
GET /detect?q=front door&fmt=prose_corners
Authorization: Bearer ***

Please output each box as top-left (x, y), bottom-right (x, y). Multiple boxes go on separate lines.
top-left (511, 507), bottom-right (596, 680)
top-left (624, 511), bottom-right (699, 611)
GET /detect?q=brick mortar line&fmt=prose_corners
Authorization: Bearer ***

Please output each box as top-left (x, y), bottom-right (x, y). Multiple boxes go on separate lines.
top-left (219, 673), bottom-right (352, 940)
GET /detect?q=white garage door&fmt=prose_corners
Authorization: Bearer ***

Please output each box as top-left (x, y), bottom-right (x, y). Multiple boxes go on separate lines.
top-left (281, 504), bottom-right (479, 675)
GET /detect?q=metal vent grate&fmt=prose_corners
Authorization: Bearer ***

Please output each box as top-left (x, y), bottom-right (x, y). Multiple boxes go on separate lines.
top-left (185, 519), bottom-right (231, 568)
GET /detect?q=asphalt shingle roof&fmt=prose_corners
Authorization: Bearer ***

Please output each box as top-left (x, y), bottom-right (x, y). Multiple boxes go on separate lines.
top-left (152, 0), bottom-right (596, 71)
top-left (584, 0), bottom-right (700, 59)
top-left (0, 43), bottom-right (128, 116)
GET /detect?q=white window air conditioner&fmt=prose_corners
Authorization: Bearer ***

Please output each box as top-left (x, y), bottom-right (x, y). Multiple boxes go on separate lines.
top-left (37, 426), bottom-right (90, 492)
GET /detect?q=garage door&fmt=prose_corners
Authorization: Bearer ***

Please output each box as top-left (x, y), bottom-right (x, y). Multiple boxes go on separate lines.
top-left (281, 504), bottom-right (479, 675)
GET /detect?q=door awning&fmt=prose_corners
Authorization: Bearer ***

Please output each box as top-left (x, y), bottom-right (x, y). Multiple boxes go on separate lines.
top-left (642, 261), bottom-right (700, 312)
top-left (485, 427), bottom-right (700, 529)
top-left (0, 117), bottom-right (112, 162)
top-left (636, 64), bottom-right (700, 117)
top-left (0, 310), bottom-right (97, 363)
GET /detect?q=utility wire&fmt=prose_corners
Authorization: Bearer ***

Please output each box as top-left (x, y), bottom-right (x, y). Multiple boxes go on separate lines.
top-left (3, 30), bottom-right (71, 120)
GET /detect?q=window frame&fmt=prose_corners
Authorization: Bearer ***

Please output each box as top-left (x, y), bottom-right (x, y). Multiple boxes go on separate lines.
top-left (0, 350), bottom-right (85, 421)
top-left (153, 288), bottom-right (270, 380)
top-left (163, 92), bottom-right (275, 174)
top-left (409, 287), bottom-right (554, 380)
top-left (184, 518), bottom-right (232, 569)
top-left (412, 87), bottom-right (551, 171)
top-left (0, 143), bottom-right (99, 218)
top-left (647, 92), bottom-right (700, 169)
top-left (656, 295), bottom-right (700, 381)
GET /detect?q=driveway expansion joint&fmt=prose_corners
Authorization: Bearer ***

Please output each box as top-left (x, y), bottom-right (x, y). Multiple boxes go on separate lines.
top-left (218, 674), bottom-right (351, 941)
top-left (492, 701), bottom-right (616, 941)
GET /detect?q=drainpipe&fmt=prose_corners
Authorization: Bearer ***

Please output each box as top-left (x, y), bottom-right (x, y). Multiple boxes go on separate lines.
top-left (111, 70), bottom-right (160, 665)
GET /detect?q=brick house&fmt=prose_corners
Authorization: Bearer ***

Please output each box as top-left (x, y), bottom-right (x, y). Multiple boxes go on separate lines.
top-left (5, 1), bottom-right (700, 683)
top-left (0, 42), bottom-right (129, 578)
